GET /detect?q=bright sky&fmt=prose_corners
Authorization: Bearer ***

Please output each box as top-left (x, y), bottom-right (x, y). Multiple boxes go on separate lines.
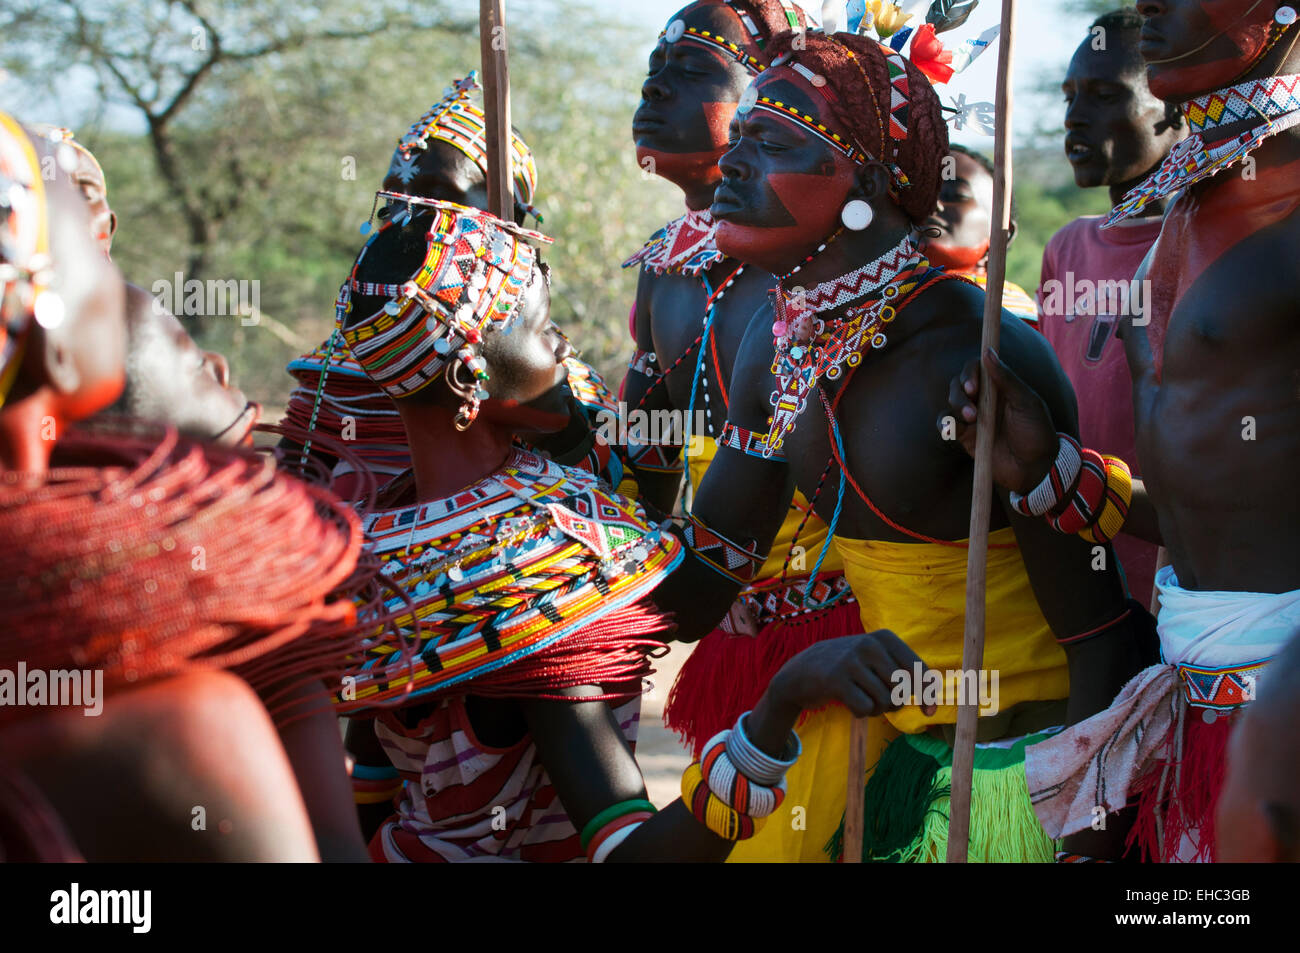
top-left (624, 0), bottom-right (1094, 148)
top-left (4, 0), bottom-right (1093, 152)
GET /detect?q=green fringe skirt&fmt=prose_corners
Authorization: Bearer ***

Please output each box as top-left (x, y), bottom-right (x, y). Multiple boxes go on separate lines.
top-left (825, 730), bottom-right (1059, 863)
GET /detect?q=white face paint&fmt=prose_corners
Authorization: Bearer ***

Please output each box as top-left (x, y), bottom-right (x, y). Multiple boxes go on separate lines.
top-left (665, 18), bottom-right (686, 43)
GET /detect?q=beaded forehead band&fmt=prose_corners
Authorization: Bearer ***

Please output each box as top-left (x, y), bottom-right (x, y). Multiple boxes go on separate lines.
top-left (658, 0), bottom-right (807, 75)
top-left (0, 113), bottom-right (63, 408)
top-left (341, 199), bottom-right (552, 400)
top-left (737, 38), bottom-right (913, 191)
top-left (393, 72), bottom-right (541, 223)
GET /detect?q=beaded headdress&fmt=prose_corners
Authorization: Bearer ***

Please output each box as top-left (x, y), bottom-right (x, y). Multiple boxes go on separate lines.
top-left (0, 113), bottom-right (61, 408)
top-left (341, 199), bottom-right (552, 400)
top-left (391, 72), bottom-right (541, 223)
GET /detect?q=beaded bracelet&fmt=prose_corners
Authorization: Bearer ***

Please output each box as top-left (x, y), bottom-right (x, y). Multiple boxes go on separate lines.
top-left (1078, 455), bottom-right (1132, 544)
top-left (700, 733), bottom-right (787, 819)
top-left (1009, 433), bottom-right (1082, 517)
top-left (681, 762), bottom-right (761, 841)
top-left (350, 762), bottom-right (403, 805)
top-left (579, 798), bottom-right (657, 853)
top-left (1048, 448), bottom-right (1107, 536)
top-left (718, 421), bottom-right (785, 462)
top-left (727, 712), bottom-right (801, 787)
top-left (586, 810), bottom-right (654, 863)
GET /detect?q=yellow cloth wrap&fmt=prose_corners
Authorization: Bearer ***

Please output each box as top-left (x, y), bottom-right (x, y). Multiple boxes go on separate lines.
top-left (728, 527), bottom-right (1065, 863)
top-left (688, 440), bottom-right (843, 581)
top-left (727, 706), bottom-right (901, 863)
top-left (834, 525), bottom-right (1068, 733)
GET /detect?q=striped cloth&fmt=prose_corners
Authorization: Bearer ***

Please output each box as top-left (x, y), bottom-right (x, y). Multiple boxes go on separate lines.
top-left (369, 695), bottom-right (642, 862)
top-left (969, 273), bottom-right (1039, 325)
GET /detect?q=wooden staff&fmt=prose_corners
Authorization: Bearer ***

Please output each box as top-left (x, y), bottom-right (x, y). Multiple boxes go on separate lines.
top-left (946, 0), bottom-right (1018, 864)
top-left (842, 716), bottom-right (870, 863)
top-left (479, 0), bottom-right (514, 219)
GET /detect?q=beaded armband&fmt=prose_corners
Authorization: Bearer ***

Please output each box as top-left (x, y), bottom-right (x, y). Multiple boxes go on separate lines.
top-left (625, 438), bottom-right (682, 474)
top-left (627, 349), bottom-right (662, 382)
top-left (1009, 433), bottom-right (1082, 517)
top-left (718, 421), bottom-right (784, 461)
top-left (681, 513), bottom-right (765, 585)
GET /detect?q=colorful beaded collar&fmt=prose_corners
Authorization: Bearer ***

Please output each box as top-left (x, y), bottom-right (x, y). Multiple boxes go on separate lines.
top-left (1104, 73), bottom-right (1300, 226)
top-left (336, 448), bottom-right (683, 711)
top-left (623, 208), bottom-right (725, 276)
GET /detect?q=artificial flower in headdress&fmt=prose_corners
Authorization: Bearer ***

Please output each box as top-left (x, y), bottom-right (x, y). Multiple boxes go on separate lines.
top-left (392, 72), bottom-right (542, 223)
top-left (341, 198), bottom-right (552, 402)
top-left (0, 113), bottom-right (63, 408)
top-left (840, 0), bottom-right (998, 134)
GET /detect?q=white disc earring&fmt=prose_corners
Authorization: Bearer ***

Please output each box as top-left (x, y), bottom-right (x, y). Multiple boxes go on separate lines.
top-left (1278, 6), bottom-right (1296, 25)
top-left (840, 199), bottom-right (874, 231)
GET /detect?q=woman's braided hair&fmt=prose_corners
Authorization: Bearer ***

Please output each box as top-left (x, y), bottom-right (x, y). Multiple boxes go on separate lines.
top-left (763, 30), bottom-right (948, 225)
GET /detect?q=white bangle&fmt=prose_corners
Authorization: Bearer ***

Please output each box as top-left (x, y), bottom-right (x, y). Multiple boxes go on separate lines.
top-left (726, 712), bottom-right (800, 787)
top-left (591, 821), bottom-right (642, 863)
top-left (1009, 433), bottom-right (1082, 517)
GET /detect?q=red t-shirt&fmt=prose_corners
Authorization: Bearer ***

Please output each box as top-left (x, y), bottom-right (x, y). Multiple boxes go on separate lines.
top-left (1037, 214), bottom-right (1162, 606)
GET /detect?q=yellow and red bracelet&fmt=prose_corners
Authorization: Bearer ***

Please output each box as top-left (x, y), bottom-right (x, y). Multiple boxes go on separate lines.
top-left (1078, 455), bottom-right (1133, 545)
top-left (682, 762), bottom-right (764, 841)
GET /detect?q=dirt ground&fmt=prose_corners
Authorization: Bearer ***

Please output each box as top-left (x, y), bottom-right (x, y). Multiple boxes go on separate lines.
top-left (636, 640), bottom-right (695, 808)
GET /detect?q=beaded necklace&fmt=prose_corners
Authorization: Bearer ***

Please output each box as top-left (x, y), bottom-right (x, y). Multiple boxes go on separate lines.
top-left (682, 264), bottom-right (745, 499)
top-left (765, 235), bottom-right (928, 458)
top-left (1104, 73), bottom-right (1300, 226)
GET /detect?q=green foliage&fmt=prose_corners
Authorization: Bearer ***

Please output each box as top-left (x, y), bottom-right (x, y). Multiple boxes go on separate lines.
top-left (1006, 150), bottom-right (1112, 296)
top-left (3, 0), bottom-right (1116, 417)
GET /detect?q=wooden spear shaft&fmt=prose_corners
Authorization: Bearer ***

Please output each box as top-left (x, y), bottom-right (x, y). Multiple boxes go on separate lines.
top-left (479, 0), bottom-right (514, 219)
top-left (946, 0), bottom-right (1017, 864)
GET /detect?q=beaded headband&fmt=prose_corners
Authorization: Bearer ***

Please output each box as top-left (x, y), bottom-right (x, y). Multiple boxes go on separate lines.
top-left (743, 36), bottom-right (915, 192)
top-left (393, 72), bottom-right (541, 222)
top-left (658, 0), bottom-right (810, 75)
top-left (0, 113), bottom-right (60, 408)
top-left (29, 125), bottom-right (106, 194)
top-left (341, 199), bottom-right (552, 400)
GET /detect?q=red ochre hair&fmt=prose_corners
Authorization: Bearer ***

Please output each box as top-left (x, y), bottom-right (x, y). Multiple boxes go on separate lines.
top-left (0, 424), bottom-right (397, 725)
top-left (764, 30), bottom-right (948, 225)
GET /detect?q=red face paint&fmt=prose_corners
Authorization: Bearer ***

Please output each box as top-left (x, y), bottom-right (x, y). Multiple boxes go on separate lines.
top-left (633, 3), bottom-right (759, 196)
top-left (712, 73), bottom-right (862, 274)
top-left (715, 166), bottom-right (855, 273)
top-left (923, 239), bottom-right (989, 271)
top-left (1143, 0), bottom-right (1276, 101)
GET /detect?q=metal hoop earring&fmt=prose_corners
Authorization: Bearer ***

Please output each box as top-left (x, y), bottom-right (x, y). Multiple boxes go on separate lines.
top-left (453, 397), bottom-right (480, 431)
